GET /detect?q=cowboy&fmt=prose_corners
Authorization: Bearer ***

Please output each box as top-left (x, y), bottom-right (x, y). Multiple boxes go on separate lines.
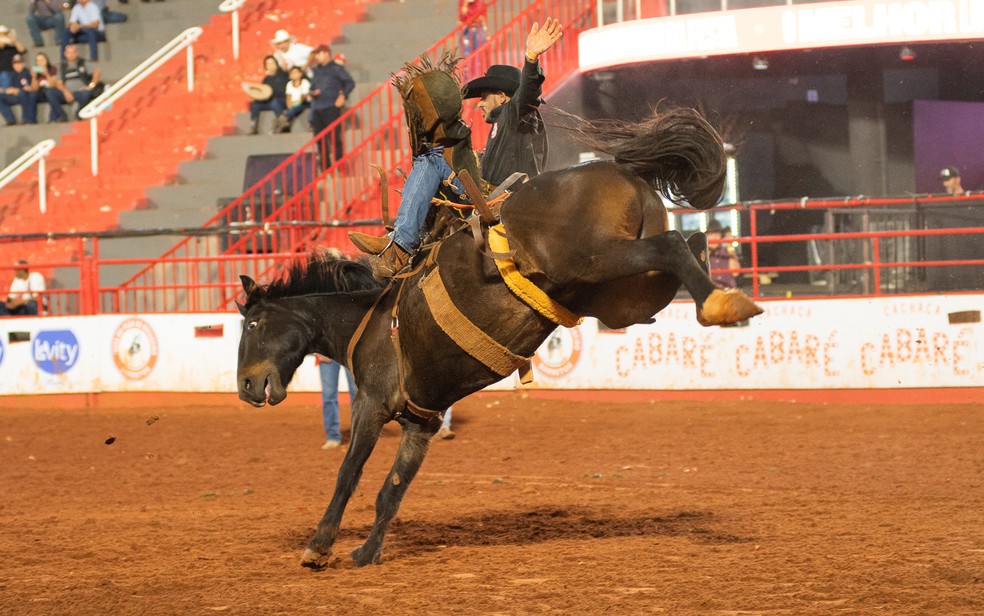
top-left (462, 18), bottom-right (562, 186)
top-left (348, 54), bottom-right (480, 279)
top-left (347, 19), bottom-right (564, 279)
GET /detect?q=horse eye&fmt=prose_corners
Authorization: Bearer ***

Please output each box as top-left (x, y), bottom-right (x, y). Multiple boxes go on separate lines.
top-left (247, 320), bottom-right (258, 330)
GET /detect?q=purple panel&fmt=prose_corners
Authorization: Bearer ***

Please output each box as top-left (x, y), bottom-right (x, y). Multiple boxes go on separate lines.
top-left (913, 100), bottom-right (984, 193)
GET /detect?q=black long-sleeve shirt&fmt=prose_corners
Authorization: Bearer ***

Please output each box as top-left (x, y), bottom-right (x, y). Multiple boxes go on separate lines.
top-left (479, 59), bottom-right (547, 186)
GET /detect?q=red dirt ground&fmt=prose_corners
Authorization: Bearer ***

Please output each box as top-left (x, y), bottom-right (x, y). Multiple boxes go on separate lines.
top-left (1, 393), bottom-right (982, 615)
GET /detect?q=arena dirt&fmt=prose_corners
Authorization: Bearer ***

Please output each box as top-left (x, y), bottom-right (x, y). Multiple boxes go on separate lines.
top-left (1, 393), bottom-right (982, 614)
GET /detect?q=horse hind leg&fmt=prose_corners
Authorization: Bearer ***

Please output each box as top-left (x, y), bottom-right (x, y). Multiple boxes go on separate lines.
top-left (301, 400), bottom-right (388, 570)
top-left (578, 231), bottom-right (762, 326)
top-left (351, 416), bottom-right (439, 567)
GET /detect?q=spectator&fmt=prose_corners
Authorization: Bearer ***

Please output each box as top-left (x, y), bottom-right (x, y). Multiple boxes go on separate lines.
top-left (308, 43), bottom-right (354, 168)
top-left (26, 1), bottom-right (67, 48)
top-left (244, 54), bottom-right (287, 134)
top-left (63, 0), bottom-right (106, 62)
top-left (461, 18), bottom-right (562, 186)
top-left (0, 25), bottom-right (28, 89)
top-left (277, 65), bottom-right (311, 133)
top-left (317, 357), bottom-right (355, 450)
top-left (270, 29), bottom-right (312, 73)
top-left (458, 0), bottom-right (486, 79)
top-left (0, 260), bottom-right (46, 317)
top-left (0, 54), bottom-right (39, 125)
top-left (92, 0), bottom-right (128, 25)
top-left (939, 166), bottom-right (966, 196)
top-left (706, 219), bottom-right (741, 289)
top-left (45, 43), bottom-right (102, 121)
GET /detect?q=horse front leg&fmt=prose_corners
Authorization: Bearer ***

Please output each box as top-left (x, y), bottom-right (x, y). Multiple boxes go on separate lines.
top-left (301, 400), bottom-right (389, 570)
top-left (351, 416), bottom-right (439, 566)
top-left (585, 232), bottom-right (762, 326)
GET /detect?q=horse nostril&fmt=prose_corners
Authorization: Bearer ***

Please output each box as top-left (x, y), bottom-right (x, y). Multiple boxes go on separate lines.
top-left (243, 377), bottom-right (252, 391)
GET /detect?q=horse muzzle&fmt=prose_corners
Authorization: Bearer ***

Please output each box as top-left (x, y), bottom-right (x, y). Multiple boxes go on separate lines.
top-left (238, 369), bottom-right (287, 407)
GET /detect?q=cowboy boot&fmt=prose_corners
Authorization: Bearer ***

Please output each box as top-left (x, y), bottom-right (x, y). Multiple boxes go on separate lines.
top-left (348, 231), bottom-right (392, 255)
top-left (367, 242), bottom-right (411, 279)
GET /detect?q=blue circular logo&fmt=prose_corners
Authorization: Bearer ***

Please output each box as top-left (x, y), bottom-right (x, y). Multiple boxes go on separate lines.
top-left (33, 330), bottom-right (81, 374)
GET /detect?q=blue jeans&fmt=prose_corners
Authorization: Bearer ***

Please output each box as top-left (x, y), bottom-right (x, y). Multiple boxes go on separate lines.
top-left (26, 13), bottom-right (67, 47)
top-left (319, 360), bottom-right (355, 442)
top-left (45, 87), bottom-right (96, 121)
top-left (391, 149), bottom-right (465, 251)
top-left (460, 25), bottom-right (486, 79)
top-left (248, 98), bottom-right (285, 120)
top-left (63, 28), bottom-right (106, 61)
top-left (0, 90), bottom-right (38, 124)
top-left (285, 101), bottom-right (309, 121)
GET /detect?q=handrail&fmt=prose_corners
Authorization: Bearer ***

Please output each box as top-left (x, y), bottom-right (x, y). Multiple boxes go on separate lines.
top-left (219, 0), bottom-right (247, 60)
top-left (0, 139), bottom-right (56, 214)
top-left (79, 27), bottom-right (203, 176)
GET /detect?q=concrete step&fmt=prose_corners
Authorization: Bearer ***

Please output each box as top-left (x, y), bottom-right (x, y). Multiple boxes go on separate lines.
top-left (117, 205), bottom-right (221, 231)
top-left (204, 133), bottom-right (313, 159)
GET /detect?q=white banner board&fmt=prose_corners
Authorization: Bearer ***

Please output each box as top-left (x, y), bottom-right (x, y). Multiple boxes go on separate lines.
top-left (0, 295), bottom-right (980, 396)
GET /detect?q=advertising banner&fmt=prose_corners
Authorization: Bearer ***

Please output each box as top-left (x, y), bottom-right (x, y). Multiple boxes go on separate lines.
top-left (0, 295), bottom-right (980, 396)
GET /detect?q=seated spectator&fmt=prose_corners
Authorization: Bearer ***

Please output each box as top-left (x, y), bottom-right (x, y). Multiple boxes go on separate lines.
top-left (270, 29), bottom-right (312, 73)
top-left (62, 0), bottom-right (106, 62)
top-left (45, 43), bottom-right (102, 121)
top-left (0, 54), bottom-right (39, 125)
top-left (0, 260), bottom-right (46, 317)
top-left (277, 65), bottom-right (311, 133)
top-left (245, 55), bottom-right (287, 134)
top-left (93, 0), bottom-right (128, 24)
top-left (27, 1), bottom-right (67, 48)
top-left (939, 166), bottom-right (966, 196)
top-left (0, 25), bottom-right (28, 89)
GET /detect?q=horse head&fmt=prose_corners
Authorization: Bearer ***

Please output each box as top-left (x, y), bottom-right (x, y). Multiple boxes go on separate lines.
top-left (236, 274), bottom-right (312, 407)
top-left (235, 254), bottom-right (385, 408)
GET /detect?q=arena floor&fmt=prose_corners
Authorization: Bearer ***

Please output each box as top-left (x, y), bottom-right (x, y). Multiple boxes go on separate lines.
top-left (1, 393), bottom-right (982, 615)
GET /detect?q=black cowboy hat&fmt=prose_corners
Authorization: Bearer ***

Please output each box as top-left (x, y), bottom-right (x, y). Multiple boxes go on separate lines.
top-left (462, 65), bottom-right (521, 99)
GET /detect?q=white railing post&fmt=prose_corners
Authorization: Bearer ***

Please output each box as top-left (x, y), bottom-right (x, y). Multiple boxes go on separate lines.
top-left (80, 27), bottom-right (204, 176)
top-left (187, 40), bottom-right (195, 92)
top-left (219, 0), bottom-right (247, 60)
top-left (38, 155), bottom-right (47, 214)
top-left (90, 117), bottom-right (99, 176)
top-left (0, 139), bottom-right (57, 213)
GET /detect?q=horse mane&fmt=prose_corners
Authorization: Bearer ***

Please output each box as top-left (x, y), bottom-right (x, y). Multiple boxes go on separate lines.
top-left (552, 107), bottom-right (726, 210)
top-left (249, 252), bottom-right (383, 306)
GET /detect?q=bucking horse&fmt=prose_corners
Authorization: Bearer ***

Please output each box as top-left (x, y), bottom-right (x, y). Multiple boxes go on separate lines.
top-left (236, 107), bottom-right (763, 568)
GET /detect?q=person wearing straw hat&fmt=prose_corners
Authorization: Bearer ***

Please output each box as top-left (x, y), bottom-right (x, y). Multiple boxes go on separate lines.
top-left (270, 29), bottom-right (312, 74)
top-left (461, 17), bottom-right (562, 186)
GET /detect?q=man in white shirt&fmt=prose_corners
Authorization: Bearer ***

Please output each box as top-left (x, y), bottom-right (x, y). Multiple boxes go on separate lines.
top-left (63, 0), bottom-right (106, 61)
top-left (270, 29), bottom-right (312, 74)
top-left (1, 260), bottom-right (45, 316)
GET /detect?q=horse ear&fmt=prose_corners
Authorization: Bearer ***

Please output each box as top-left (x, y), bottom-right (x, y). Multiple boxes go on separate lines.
top-left (235, 301), bottom-right (247, 316)
top-left (240, 275), bottom-right (260, 297)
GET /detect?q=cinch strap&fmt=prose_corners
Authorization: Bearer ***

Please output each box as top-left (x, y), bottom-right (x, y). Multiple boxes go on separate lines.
top-left (420, 265), bottom-right (532, 377)
top-left (488, 224), bottom-right (583, 328)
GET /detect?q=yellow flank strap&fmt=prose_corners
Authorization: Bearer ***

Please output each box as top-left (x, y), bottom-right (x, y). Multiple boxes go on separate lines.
top-left (420, 266), bottom-right (532, 377)
top-left (488, 225), bottom-right (583, 328)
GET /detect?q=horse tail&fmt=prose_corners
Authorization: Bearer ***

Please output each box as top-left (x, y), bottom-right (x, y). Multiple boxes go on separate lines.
top-left (557, 107), bottom-right (726, 210)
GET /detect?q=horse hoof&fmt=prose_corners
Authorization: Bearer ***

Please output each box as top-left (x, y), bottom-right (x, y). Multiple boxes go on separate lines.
top-left (300, 547), bottom-right (332, 570)
top-left (351, 544), bottom-right (382, 567)
top-left (697, 289), bottom-right (764, 326)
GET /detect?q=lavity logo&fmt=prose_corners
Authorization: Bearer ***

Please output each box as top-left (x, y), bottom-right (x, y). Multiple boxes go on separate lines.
top-left (34, 330), bottom-right (81, 374)
top-left (0, 337), bottom-right (4, 366)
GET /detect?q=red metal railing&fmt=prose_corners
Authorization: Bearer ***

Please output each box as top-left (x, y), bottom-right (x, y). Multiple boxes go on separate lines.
top-left (2, 193), bottom-right (981, 315)
top-left (108, 0), bottom-right (595, 312)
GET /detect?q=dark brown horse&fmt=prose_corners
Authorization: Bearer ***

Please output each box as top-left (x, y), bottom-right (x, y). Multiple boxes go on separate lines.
top-left (236, 108), bottom-right (762, 569)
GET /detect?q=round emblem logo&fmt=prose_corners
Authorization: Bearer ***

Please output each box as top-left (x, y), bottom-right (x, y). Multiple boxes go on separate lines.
top-left (533, 327), bottom-right (582, 379)
top-left (112, 318), bottom-right (159, 380)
